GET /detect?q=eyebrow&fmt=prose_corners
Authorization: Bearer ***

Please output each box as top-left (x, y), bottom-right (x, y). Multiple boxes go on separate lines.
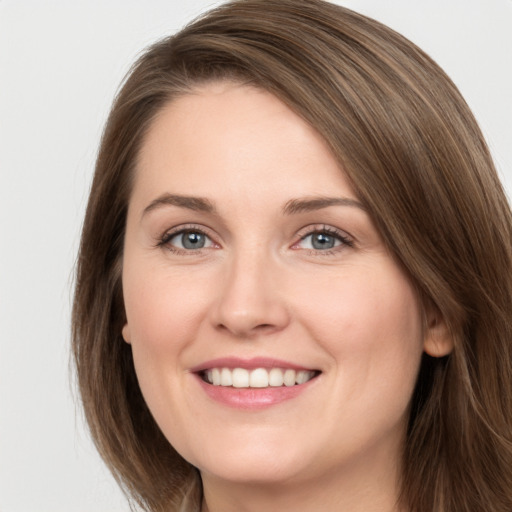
top-left (141, 193), bottom-right (366, 219)
top-left (283, 196), bottom-right (366, 215)
top-left (142, 193), bottom-right (216, 218)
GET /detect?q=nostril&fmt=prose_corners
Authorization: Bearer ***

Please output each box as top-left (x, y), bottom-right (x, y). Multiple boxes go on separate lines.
top-left (257, 323), bottom-right (273, 330)
top-left (216, 321), bottom-right (281, 338)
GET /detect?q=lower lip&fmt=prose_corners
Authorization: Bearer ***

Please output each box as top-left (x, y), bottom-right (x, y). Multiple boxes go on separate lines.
top-left (195, 375), bottom-right (317, 410)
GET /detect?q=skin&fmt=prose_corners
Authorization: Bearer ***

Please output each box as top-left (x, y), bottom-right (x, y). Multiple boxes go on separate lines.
top-left (121, 82), bottom-right (450, 512)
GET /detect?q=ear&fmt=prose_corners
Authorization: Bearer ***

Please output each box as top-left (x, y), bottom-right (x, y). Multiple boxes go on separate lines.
top-left (122, 323), bottom-right (132, 344)
top-left (423, 305), bottom-right (453, 357)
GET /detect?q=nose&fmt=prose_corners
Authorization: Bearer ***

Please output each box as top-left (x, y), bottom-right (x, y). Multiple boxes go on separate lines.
top-left (210, 249), bottom-right (290, 339)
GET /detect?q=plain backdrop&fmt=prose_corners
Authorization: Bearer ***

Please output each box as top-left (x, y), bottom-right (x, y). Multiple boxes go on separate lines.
top-left (1, 1), bottom-right (511, 510)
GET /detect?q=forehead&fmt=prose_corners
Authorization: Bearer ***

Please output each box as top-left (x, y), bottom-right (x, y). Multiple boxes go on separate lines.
top-left (133, 81), bottom-right (357, 210)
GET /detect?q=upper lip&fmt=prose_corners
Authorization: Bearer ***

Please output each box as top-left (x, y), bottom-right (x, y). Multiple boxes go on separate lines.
top-left (189, 357), bottom-right (318, 373)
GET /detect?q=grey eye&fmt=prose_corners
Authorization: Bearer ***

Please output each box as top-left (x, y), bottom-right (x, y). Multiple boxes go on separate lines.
top-left (182, 232), bottom-right (206, 249)
top-left (170, 231), bottom-right (212, 250)
top-left (311, 233), bottom-right (335, 249)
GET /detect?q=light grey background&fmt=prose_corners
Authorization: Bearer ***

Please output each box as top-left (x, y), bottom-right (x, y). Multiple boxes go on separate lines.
top-left (1, 1), bottom-right (511, 510)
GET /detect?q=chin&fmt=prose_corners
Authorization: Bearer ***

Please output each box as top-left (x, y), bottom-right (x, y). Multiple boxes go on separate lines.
top-left (182, 431), bottom-right (310, 484)
top-left (198, 457), bottom-right (303, 485)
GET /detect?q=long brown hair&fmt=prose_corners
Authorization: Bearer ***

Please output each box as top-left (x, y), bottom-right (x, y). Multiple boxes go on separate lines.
top-left (72, 1), bottom-right (512, 510)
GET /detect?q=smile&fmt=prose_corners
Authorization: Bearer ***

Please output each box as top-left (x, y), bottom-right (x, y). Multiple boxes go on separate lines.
top-left (192, 358), bottom-right (321, 408)
top-left (202, 367), bottom-right (318, 388)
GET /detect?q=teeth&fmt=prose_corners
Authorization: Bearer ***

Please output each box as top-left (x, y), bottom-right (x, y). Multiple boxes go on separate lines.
top-left (296, 370), bottom-right (311, 385)
top-left (220, 368), bottom-right (232, 386)
top-left (232, 368), bottom-right (249, 388)
top-left (249, 368), bottom-right (268, 388)
top-left (203, 367), bottom-right (316, 388)
top-left (268, 367), bottom-right (284, 386)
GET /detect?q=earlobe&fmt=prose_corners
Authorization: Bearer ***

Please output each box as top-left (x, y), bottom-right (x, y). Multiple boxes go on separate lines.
top-left (122, 324), bottom-right (132, 344)
top-left (423, 308), bottom-right (453, 357)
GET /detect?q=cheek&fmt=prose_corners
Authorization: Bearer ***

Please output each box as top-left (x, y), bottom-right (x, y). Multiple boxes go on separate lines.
top-left (122, 262), bottom-right (215, 431)
top-left (297, 262), bottom-right (424, 395)
top-left (123, 262), bottom-right (213, 353)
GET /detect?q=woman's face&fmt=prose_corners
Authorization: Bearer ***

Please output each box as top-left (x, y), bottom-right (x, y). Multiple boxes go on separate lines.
top-left (122, 82), bottom-right (434, 488)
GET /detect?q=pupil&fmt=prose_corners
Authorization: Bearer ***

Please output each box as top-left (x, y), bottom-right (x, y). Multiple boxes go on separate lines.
top-left (182, 232), bottom-right (205, 249)
top-left (312, 233), bottom-right (334, 250)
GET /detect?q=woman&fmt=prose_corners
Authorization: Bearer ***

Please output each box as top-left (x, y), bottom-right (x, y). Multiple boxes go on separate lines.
top-left (72, 1), bottom-right (512, 511)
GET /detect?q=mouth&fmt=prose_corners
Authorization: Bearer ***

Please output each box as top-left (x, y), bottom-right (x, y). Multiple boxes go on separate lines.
top-left (192, 358), bottom-right (321, 409)
top-left (199, 367), bottom-right (320, 388)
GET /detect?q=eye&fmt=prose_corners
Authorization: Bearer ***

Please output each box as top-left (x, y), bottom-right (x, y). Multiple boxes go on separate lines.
top-left (161, 228), bottom-right (215, 251)
top-left (293, 226), bottom-right (353, 252)
top-left (302, 232), bottom-right (340, 250)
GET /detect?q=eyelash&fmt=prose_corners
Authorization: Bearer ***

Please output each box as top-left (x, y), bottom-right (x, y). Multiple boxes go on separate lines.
top-left (157, 224), bottom-right (216, 256)
top-left (293, 225), bottom-right (354, 256)
top-left (157, 224), bottom-right (354, 256)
